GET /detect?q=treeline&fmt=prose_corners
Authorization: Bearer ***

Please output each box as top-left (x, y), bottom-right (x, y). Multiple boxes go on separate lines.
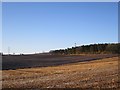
top-left (50, 43), bottom-right (120, 55)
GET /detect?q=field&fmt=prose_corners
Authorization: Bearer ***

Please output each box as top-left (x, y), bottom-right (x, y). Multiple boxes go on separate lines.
top-left (2, 54), bottom-right (119, 89)
top-left (2, 54), bottom-right (117, 70)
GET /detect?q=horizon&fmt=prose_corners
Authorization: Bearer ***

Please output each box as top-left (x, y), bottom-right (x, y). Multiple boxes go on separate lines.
top-left (2, 2), bottom-right (118, 54)
top-left (1, 42), bottom-right (118, 55)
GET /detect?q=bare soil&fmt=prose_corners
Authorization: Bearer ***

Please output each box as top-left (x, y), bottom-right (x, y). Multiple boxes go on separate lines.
top-left (2, 54), bottom-right (117, 70)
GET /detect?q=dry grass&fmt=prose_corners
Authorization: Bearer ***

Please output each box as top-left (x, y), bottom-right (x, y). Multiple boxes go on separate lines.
top-left (2, 57), bottom-right (118, 89)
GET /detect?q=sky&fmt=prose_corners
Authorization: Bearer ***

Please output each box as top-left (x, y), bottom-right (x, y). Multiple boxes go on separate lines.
top-left (0, 2), bottom-right (2, 53)
top-left (2, 2), bottom-right (118, 54)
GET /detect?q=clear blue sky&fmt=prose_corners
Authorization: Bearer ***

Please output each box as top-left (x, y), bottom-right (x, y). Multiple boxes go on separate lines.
top-left (2, 2), bottom-right (118, 54)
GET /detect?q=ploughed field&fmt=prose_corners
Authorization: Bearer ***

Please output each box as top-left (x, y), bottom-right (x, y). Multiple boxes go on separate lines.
top-left (2, 56), bottom-right (118, 89)
top-left (2, 54), bottom-right (117, 70)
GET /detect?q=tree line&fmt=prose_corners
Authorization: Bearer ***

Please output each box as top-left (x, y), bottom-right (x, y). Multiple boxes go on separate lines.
top-left (49, 43), bottom-right (120, 55)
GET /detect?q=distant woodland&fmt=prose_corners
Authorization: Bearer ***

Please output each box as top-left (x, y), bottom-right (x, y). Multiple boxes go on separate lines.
top-left (50, 43), bottom-right (120, 55)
